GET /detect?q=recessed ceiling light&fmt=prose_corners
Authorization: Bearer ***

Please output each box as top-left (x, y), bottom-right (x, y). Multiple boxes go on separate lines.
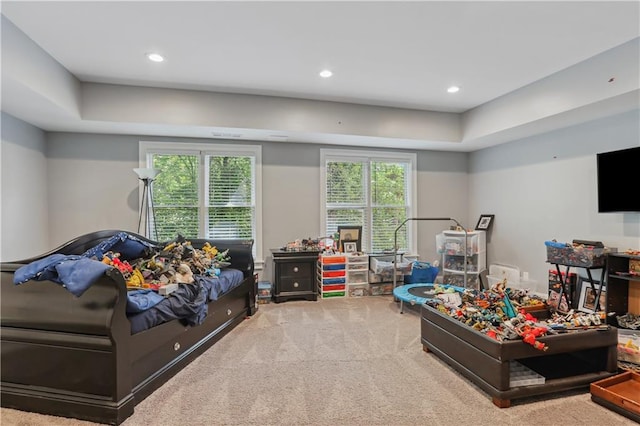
top-left (146, 53), bottom-right (165, 63)
top-left (447, 86), bottom-right (460, 93)
top-left (319, 69), bottom-right (333, 78)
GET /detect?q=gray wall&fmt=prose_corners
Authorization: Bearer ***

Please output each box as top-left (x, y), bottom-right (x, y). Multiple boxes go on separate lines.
top-left (469, 110), bottom-right (640, 294)
top-left (2, 124), bottom-right (469, 283)
top-left (1, 112), bottom-right (48, 259)
top-left (2, 109), bottom-right (638, 293)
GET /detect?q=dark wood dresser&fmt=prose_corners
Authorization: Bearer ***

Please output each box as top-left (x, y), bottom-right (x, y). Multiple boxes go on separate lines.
top-left (271, 249), bottom-right (320, 303)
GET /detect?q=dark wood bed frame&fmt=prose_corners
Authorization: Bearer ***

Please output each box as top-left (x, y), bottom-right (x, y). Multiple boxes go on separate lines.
top-left (1, 230), bottom-right (257, 425)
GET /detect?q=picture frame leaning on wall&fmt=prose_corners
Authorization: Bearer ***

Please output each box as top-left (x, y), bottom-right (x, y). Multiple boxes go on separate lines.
top-left (475, 214), bottom-right (495, 231)
top-left (577, 276), bottom-right (606, 313)
top-left (337, 225), bottom-right (362, 252)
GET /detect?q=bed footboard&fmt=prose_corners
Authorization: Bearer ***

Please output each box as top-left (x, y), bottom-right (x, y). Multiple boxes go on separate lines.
top-left (1, 265), bottom-right (135, 423)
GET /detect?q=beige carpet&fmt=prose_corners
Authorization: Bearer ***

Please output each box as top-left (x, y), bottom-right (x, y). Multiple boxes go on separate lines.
top-left (1, 296), bottom-right (636, 426)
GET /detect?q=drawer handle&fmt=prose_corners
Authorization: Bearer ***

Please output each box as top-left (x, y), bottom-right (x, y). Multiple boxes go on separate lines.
top-left (293, 267), bottom-right (299, 272)
top-left (227, 309), bottom-right (232, 316)
top-left (174, 342), bottom-right (181, 351)
top-left (294, 282), bottom-right (299, 288)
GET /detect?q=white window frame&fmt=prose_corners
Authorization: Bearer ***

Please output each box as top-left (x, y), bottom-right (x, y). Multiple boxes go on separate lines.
top-left (320, 149), bottom-right (417, 253)
top-left (139, 141), bottom-right (263, 268)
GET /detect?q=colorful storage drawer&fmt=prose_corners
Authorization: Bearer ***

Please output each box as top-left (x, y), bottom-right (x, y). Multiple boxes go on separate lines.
top-left (318, 255), bottom-right (348, 299)
top-left (322, 270), bottom-right (346, 278)
top-left (320, 291), bottom-right (346, 298)
top-left (320, 284), bottom-right (346, 292)
top-left (322, 255), bottom-right (346, 264)
top-left (323, 263), bottom-right (345, 271)
top-left (321, 277), bottom-right (346, 285)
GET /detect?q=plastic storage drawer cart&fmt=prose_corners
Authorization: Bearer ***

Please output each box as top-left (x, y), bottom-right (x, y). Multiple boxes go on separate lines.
top-left (317, 255), bottom-right (347, 298)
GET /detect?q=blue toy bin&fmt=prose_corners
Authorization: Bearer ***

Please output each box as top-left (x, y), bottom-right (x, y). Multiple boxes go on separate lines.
top-left (404, 261), bottom-right (439, 284)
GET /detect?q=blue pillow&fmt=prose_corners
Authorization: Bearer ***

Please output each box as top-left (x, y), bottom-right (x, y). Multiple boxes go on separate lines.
top-left (82, 232), bottom-right (156, 261)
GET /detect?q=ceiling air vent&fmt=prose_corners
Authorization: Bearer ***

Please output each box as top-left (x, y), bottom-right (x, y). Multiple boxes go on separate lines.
top-left (212, 132), bottom-right (242, 138)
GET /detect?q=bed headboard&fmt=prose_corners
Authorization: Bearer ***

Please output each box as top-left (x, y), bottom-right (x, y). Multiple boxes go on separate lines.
top-left (7, 230), bottom-right (163, 264)
top-left (188, 238), bottom-right (255, 278)
top-left (6, 230), bottom-right (255, 278)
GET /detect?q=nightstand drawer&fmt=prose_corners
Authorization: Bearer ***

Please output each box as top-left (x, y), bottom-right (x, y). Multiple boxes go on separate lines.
top-left (280, 262), bottom-right (313, 277)
top-left (279, 276), bottom-right (314, 293)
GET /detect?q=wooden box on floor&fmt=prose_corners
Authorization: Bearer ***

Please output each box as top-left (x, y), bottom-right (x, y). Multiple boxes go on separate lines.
top-left (590, 371), bottom-right (640, 423)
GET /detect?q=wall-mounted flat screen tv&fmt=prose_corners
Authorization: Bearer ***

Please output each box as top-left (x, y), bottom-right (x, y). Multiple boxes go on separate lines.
top-left (596, 146), bottom-right (640, 213)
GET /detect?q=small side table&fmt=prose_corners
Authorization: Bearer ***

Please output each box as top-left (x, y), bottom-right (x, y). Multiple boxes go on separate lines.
top-left (549, 262), bottom-right (606, 311)
top-left (271, 249), bottom-right (320, 303)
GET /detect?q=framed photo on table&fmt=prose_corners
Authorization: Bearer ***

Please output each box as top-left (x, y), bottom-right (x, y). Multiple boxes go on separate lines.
top-left (577, 277), bottom-right (606, 313)
top-left (337, 226), bottom-right (362, 252)
top-left (548, 289), bottom-right (569, 313)
top-left (475, 214), bottom-right (495, 231)
top-left (343, 241), bottom-right (358, 253)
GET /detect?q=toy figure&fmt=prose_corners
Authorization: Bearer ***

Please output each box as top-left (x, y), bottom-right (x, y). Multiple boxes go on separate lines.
top-left (175, 263), bottom-right (194, 284)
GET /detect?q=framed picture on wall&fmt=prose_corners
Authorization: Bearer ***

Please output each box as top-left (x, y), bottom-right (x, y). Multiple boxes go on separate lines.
top-left (337, 226), bottom-right (362, 252)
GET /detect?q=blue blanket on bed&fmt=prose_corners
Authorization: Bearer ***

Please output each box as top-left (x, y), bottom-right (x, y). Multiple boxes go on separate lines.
top-left (13, 232), bottom-right (247, 334)
top-left (128, 268), bottom-right (244, 334)
top-left (13, 232), bottom-right (155, 297)
top-left (125, 269), bottom-right (244, 314)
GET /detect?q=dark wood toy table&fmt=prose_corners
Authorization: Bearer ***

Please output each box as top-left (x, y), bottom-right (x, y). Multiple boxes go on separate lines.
top-left (421, 304), bottom-right (619, 407)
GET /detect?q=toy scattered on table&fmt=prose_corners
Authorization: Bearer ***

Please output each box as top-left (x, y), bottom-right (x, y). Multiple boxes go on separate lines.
top-left (425, 278), bottom-right (608, 351)
top-left (617, 313), bottom-right (640, 330)
top-left (281, 237), bottom-right (328, 252)
top-left (546, 309), bottom-right (606, 329)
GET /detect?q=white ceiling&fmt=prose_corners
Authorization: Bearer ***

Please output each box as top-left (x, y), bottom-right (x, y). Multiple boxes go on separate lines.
top-left (2, 1), bottom-right (639, 151)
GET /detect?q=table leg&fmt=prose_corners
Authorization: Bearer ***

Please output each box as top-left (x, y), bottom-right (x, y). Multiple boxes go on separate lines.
top-left (492, 397), bottom-right (511, 408)
top-left (585, 268), bottom-right (603, 312)
top-left (555, 264), bottom-right (573, 310)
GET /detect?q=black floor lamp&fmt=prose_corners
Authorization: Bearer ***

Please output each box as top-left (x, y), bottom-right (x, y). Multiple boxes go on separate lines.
top-left (134, 168), bottom-right (161, 240)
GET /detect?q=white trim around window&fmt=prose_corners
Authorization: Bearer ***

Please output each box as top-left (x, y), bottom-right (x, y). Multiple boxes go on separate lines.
top-left (320, 148), bottom-right (417, 253)
top-left (139, 141), bottom-right (263, 267)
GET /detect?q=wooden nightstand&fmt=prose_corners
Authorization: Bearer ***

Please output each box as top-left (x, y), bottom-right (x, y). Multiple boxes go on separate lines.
top-left (271, 249), bottom-right (320, 303)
